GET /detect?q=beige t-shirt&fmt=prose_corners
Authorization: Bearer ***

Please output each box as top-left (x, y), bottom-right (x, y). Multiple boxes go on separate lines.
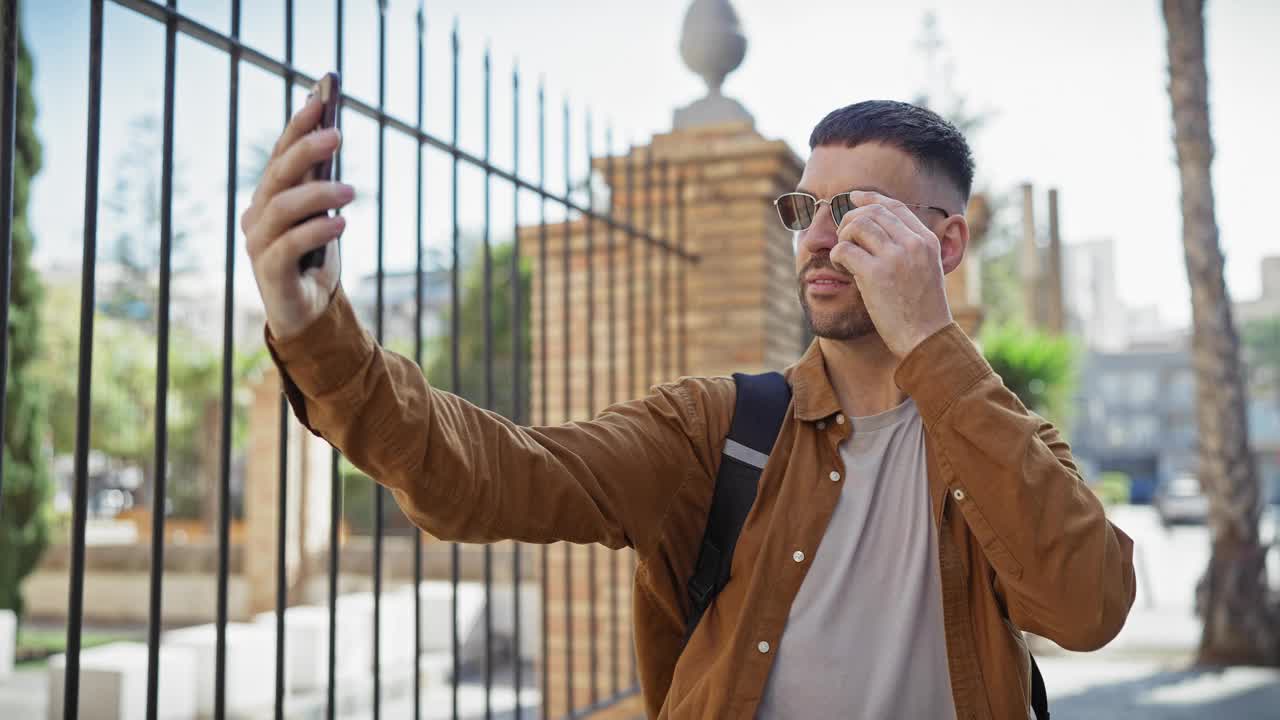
top-left (757, 398), bottom-right (956, 719)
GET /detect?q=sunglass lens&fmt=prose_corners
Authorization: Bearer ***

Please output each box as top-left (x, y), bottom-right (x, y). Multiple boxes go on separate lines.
top-left (777, 194), bottom-right (815, 231)
top-left (831, 194), bottom-right (855, 226)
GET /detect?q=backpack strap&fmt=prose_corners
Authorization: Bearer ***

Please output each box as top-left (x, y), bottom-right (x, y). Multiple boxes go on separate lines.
top-left (684, 371), bottom-right (791, 643)
top-left (1031, 654), bottom-right (1049, 719)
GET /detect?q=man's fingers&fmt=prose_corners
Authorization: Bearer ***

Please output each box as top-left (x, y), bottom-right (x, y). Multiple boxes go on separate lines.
top-left (847, 190), bottom-right (938, 239)
top-left (864, 204), bottom-right (924, 249)
top-left (830, 236), bottom-right (874, 277)
top-left (255, 128), bottom-right (342, 209)
top-left (270, 93), bottom-right (324, 161)
top-left (260, 214), bottom-right (346, 276)
top-left (258, 181), bottom-right (355, 245)
top-left (837, 210), bottom-right (893, 255)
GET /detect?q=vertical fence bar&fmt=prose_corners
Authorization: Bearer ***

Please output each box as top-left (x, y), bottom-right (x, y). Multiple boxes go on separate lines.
top-left (65, 1), bottom-right (104, 716)
top-left (583, 110), bottom-right (598, 709)
top-left (629, 144), bottom-right (640, 689)
top-left (678, 172), bottom-right (687, 375)
top-left (326, 1), bottom-right (345, 717)
top-left (481, 42), bottom-right (494, 720)
top-left (561, 97), bottom-right (574, 716)
top-left (449, 20), bottom-right (462, 720)
top-left (214, 2), bottom-right (242, 718)
top-left (274, 370), bottom-right (289, 720)
top-left (659, 159), bottom-right (668, 383)
top-left (0, 0), bottom-right (16, 517)
top-left (625, 144), bottom-right (635, 402)
top-left (145, 2), bottom-right (179, 716)
top-left (372, 2), bottom-right (388, 717)
top-left (536, 78), bottom-right (549, 720)
top-left (274, 3), bottom-right (295, 717)
top-left (604, 127), bottom-right (620, 699)
top-left (412, 3), bottom-right (425, 718)
top-left (510, 58), bottom-right (524, 720)
top-left (643, 148), bottom-right (653, 392)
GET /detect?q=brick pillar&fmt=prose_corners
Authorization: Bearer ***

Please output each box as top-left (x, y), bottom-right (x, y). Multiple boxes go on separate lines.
top-left (243, 368), bottom-right (333, 615)
top-left (643, 122), bottom-right (808, 377)
top-left (542, 544), bottom-right (638, 717)
top-left (521, 121), bottom-right (804, 717)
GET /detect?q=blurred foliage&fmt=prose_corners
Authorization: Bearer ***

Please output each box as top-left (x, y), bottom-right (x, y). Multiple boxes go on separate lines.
top-left (34, 283), bottom-right (267, 520)
top-left (36, 108), bottom-right (267, 522)
top-left (980, 321), bottom-right (1078, 424)
top-left (16, 628), bottom-right (135, 669)
top-left (99, 114), bottom-right (207, 323)
top-left (1, 27), bottom-right (51, 619)
top-left (1094, 471), bottom-right (1132, 506)
top-left (975, 191), bottom-right (1026, 329)
top-left (423, 240), bottom-right (532, 422)
top-left (911, 12), bottom-right (1027, 328)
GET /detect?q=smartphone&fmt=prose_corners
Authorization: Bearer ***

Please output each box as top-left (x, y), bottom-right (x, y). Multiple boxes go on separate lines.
top-left (298, 71), bottom-right (342, 273)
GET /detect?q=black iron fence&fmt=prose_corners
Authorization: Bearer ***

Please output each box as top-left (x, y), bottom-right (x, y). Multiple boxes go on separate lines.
top-left (0, 0), bottom-right (694, 718)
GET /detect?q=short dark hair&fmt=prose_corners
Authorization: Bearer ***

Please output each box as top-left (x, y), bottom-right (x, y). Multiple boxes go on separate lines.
top-left (808, 100), bottom-right (975, 203)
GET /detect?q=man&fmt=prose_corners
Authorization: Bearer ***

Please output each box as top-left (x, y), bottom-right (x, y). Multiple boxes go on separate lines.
top-left (243, 98), bottom-right (1135, 719)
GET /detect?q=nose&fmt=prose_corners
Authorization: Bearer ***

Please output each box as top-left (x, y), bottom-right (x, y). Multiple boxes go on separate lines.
top-left (798, 202), bottom-right (838, 256)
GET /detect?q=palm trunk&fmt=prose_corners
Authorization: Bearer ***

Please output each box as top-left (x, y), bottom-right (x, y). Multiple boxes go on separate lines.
top-left (1162, 0), bottom-right (1278, 666)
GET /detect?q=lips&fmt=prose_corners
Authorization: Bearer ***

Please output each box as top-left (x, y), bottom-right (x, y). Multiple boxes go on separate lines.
top-left (805, 271), bottom-right (851, 288)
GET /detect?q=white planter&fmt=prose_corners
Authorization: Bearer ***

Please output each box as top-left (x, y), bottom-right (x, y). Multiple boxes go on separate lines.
top-left (0, 609), bottom-right (15, 678)
top-left (161, 622), bottom-right (275, 718)
top-left (416, 580), bottom-right (487, 663)
top-left (47, 642), bottom-right (197, 720)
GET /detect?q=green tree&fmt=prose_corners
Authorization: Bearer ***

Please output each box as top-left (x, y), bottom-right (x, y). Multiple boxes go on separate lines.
top-left (979, 322), bottom-right (1076, 424)
top-left (423, 239), bottom-right (532, 421)
top-left (34, 282), bottom-right (265, 521)
top-left (99, 114), bottom-right (205, 324)
top-left (0, 24), bottom-right (52, 618)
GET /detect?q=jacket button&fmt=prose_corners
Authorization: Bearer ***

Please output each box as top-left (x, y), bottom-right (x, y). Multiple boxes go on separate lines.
top-left (829, 471), bottom-right (841, 482)
top-left (836, 414), bottom-right (846, 425)
top-left (953, 488), bottom-right (966, 501)
top-left (757, 641), bottom-right (771, 654)
top-left (817, 421), bottom-right (826, 430)
top-left (793, 550), bottom-right (805, 563)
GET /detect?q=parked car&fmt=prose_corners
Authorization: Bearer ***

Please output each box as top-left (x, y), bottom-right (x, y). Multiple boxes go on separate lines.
top-left (1155, 474), bottom-right (1209, 526)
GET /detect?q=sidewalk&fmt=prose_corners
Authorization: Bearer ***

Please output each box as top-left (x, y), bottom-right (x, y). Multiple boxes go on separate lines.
top-left (1025, 505), bottom-right (1280, 719)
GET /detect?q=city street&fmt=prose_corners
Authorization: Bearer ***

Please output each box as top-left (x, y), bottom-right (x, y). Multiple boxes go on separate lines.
top-left (1032, 505), bottom-right (1280, 719)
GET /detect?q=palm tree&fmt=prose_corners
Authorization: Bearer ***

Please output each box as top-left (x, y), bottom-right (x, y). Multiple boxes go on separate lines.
top-left (1162, 0), bottom-right (1278, 665)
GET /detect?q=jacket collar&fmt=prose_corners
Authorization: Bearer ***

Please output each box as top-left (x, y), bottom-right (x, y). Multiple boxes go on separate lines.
top-left (785, 337), bottom-right (843, 422)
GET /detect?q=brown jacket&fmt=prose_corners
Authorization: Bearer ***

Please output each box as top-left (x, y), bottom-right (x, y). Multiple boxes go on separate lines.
top-left (267, 286), bottom-right (1136, 719)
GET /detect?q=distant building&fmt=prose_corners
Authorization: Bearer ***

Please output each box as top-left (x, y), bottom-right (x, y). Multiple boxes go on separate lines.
top-left (1236, 255), bottom-right (1280, 327)
top-left (348, 267), bottom-right (453, 349)
top-left (1062, 237), bottom-right (1176, 351)
top-left (1062, 237), bottom-right (1127, 351)
top-left (1072, 341), bottom-right (1280, 505)
top-left (38, 258), bottom-right (266, 350)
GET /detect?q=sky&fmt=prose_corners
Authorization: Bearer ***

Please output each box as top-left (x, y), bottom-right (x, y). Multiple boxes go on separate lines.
top-left (20, 0), bottom-right (1280, 331)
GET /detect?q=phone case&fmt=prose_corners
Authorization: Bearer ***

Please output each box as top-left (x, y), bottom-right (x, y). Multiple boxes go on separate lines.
top-left (299, 72), bottom-right (341, 273)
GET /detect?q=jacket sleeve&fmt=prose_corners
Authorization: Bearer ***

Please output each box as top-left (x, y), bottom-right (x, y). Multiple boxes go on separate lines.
top-left (895, 323), bottom-right (1137, 651)
top-left (264, 286), bottom-right (732, 558)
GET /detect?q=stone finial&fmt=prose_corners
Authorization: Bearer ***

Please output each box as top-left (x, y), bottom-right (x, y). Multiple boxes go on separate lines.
top-left (674, 0), bottom-right (754, 130)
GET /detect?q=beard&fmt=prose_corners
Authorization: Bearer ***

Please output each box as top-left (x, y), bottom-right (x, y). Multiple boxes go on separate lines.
top-left (797, 255), bottom-right (878, 341)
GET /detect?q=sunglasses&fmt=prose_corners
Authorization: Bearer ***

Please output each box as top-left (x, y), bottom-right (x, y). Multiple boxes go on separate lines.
top-left (774, 191), bottom-right (951, 232)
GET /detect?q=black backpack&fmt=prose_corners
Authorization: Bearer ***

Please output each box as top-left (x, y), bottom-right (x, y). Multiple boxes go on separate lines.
top-left (683, 371), bottom-right (1050, 720)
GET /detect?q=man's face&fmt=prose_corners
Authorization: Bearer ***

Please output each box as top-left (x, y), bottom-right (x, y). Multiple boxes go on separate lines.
top-left (793, 142), bottom-right (948, 341)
